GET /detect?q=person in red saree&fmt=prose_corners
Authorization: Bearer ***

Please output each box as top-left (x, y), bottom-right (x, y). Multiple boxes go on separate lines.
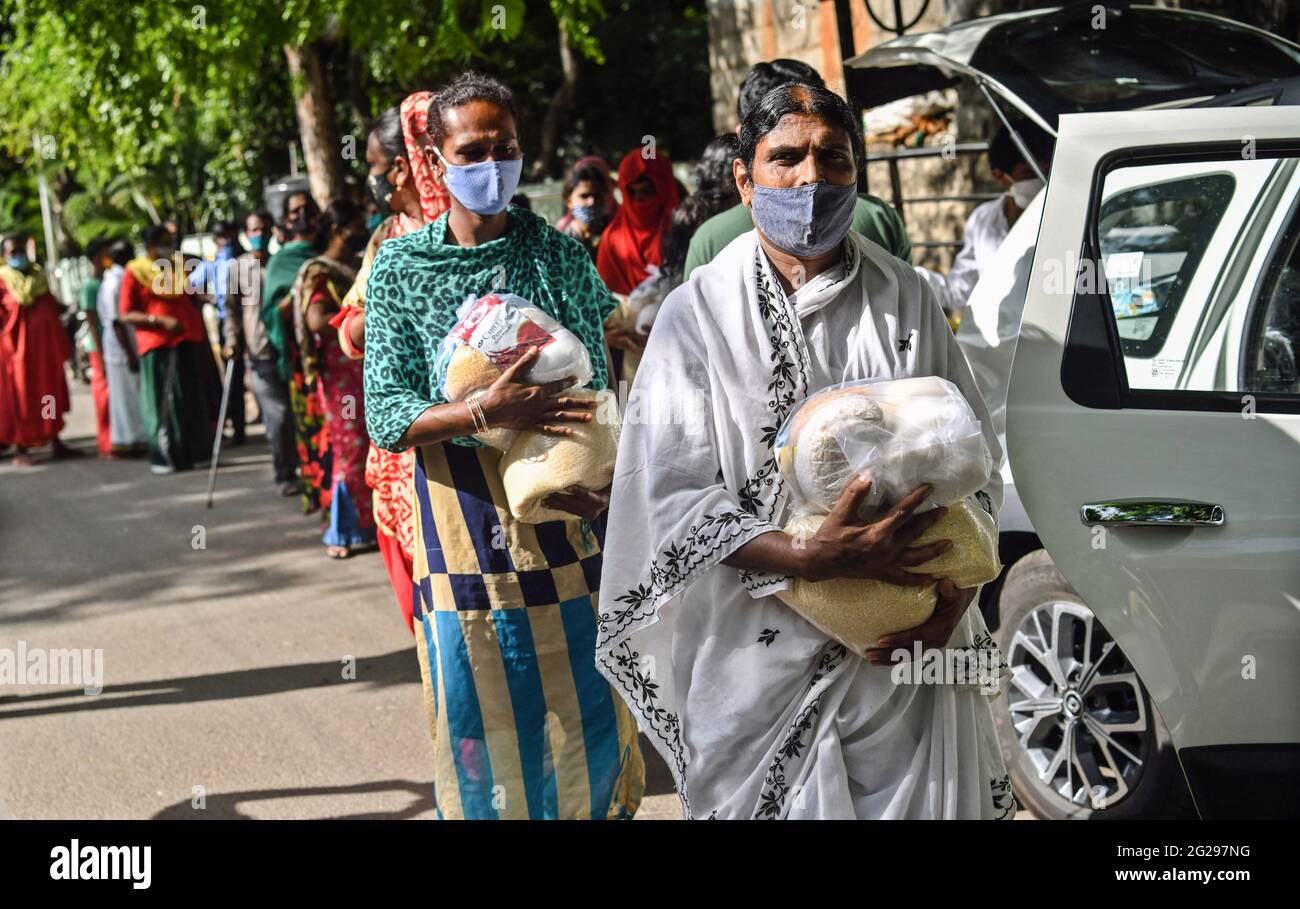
top-left (293, 199), bottom-right (376, 559)
top-left (596, 149), bottom-right (680, 384)
top-left (333, 92), bottom-right (450, 629)
top-left (0, 233), bottom-right (75, 465)
top-left (118, 224), bottom-right (221, 474)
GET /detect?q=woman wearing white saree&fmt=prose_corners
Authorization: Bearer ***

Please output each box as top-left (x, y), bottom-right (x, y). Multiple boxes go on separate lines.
top-left (596, 83), bottom-right (1016, 820)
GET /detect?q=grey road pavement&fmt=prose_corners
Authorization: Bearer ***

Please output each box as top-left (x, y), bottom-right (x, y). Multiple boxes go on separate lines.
top-left (0, 382), bottom-right (681, 820)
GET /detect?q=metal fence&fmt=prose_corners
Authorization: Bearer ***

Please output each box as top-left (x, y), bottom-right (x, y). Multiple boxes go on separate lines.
top-left (864, 141), bottom-right (1000, 250)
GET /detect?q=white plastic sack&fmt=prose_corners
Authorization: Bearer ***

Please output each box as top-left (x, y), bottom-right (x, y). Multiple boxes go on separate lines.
top-left (436, 291), bottom-right (595, 449)
top-left (437, 291), bottom-right (593, 398)
top-left (623, 265), bottom-right (672, 333)
top-left (775, 376), bottom-right (992, 517)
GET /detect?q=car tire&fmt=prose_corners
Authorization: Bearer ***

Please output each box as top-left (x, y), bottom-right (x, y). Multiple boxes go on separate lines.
top-left (991, 548), bottom-right (1195, 819)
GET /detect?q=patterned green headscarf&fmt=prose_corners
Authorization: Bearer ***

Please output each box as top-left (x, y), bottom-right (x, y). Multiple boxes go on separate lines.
top-left (363, 206), bottom-right (617, 452)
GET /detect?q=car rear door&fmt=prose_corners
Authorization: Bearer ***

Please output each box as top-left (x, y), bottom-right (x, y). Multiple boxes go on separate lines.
top-left (1006, 105), bottom-right (1300, 818)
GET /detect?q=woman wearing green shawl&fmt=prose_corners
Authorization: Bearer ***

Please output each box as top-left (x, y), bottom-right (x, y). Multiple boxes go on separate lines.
top-left (364, 73), bottom-right (644, 819)
top-left (264, 192), bottom-right (327, 514)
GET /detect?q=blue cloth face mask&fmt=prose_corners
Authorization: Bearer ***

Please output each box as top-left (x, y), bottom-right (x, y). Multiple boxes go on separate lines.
top-left (6, 255), bottom-right (29, 270)
top-left (749, 180), bottom-right (857, 258)
top-left (434, 147), bottom-right (524, 216)
top-left (570, 203), bottom-right (598, 225)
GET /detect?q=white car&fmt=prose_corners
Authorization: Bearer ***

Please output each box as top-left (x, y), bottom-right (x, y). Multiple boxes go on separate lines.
top-left (850, 5), bottom-right (1300, 818)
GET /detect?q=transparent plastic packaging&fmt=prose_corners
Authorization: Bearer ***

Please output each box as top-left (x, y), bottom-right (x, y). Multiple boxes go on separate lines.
top-left (772, 377), bottom-right (1000, 653)
top-left (433, 291), bottom-right (617, 522)
top-left (775, 376), bottom-right (992, 517)
top-left (500, 388), bottom-right (621, 524)
top-left (436, 292), bottom-right (594, 450)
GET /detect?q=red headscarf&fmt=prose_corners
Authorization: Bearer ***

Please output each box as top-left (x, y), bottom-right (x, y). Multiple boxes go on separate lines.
top-left (596, 149), bottom-right (679, 295)
top-left (394, 90), bottom-right (452, 236)
top-left (331, 90), bottom-right (452, 336)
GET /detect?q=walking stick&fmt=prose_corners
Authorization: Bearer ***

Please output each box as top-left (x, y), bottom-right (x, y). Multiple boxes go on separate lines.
top-left (206, 357), bottom-right (236, 509)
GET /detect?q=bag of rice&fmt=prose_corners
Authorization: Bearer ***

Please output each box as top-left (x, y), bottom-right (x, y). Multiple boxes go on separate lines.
top-left (779, 500), bottom-right (1001, 657)
top-left (775, 376), bottom-right (992, 517)
top-left (436, 292), bottom-right (594, 449)
top-left (771, 377), bottom-right (998, 655)
top-left (500, 387), bottom-right (620, 524)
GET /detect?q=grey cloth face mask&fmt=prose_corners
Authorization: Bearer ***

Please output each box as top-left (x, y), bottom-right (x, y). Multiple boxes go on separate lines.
top-left (750, 180), bottom-right (857, 258)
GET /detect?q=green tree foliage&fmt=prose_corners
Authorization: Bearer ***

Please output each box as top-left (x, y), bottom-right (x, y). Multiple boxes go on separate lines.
top-left (0, 0), bottom-right (711, 245)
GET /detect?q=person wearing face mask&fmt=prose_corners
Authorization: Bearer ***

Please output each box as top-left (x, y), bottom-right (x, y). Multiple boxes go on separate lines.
top-left (333, 94), bottom-right (451, 631)
top-left (914, 125), bottom-right (1053, 317)
top-left (597, 83), bottom-right (1011, 820)
top-left (118, 224), bottom-right (221, 474)
top-left (265, 191), bottom-right (328, 513)
top-left (198, 220), bottom-right (246, 446)
top-left (223, 210), bottom-right (299, 496)
top-left (596, 150), bottom-right (679, 384)
top-left (681, 59), bottom-right (913, 281)
top-left (363, 71), bottom-right (645, 820)
top-left (596, 149), bottom-right (679, 297)
top-left (0, 232), bottom-right (76, 465)
top-left (555, 156), bottom-right (617, 259)
top-left (290, 199), bottom-right (375, 558)
top-left (78, 238), bottom-right (114, 458)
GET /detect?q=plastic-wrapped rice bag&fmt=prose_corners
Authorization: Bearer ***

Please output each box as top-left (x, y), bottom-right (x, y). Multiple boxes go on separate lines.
top-left (775, 376), bottom-right (992, 517)
top-left (625, 265), bottom-right (673, 334)
top-left (500, 388), bottom-right (620, 524)
top-left (436, 292), bottom-right (594, 449)
top-left (779, 500), bottom-right (1001, 657)
top-left (771, 376), bottom-right (998, 650)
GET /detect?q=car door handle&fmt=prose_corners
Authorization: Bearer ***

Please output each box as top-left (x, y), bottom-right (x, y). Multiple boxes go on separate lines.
top-left (1080, 499), bottom-right (1225, 527)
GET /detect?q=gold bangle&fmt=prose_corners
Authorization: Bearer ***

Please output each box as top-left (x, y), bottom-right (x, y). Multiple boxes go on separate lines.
top-left (466, 395), bottom-right (489, 434)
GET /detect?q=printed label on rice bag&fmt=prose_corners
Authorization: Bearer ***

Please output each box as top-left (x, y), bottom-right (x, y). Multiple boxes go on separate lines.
top-left (455, 293), bottom-right (556, 371)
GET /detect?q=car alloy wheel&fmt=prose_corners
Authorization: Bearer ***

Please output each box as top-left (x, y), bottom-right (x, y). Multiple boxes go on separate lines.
top-left (1005, 599), bottom-right (1150, 810)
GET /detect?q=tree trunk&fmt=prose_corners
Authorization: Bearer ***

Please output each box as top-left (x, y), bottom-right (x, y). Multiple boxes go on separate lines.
top-left (347, 49), bottom-right (373, 138)
top-left (537, 14), bottom-right (579, 179)
top-left (284, 41), bottom-right (346, 209)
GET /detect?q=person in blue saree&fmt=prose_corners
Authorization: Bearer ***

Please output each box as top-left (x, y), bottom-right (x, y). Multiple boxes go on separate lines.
top-left (362, 72), bottom-right (644, 820)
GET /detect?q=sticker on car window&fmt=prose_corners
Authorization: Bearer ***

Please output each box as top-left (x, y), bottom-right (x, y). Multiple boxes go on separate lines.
top-left (1105, 251), bottom-right (1144, 279)
top-left (1148, 357), bottom-right (1183, 379)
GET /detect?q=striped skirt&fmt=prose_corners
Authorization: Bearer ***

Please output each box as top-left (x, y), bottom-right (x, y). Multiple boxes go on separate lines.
top-left (411, 440), bottom-right (644, 819)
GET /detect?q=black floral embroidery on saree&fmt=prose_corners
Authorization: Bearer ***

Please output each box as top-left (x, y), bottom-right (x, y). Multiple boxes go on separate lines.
top-left (599, 241), bottom-right (855, 820)
top-left (991, 774), bottom-right (1018, 819)
top-left (753, 642), bottom-right (850, 819)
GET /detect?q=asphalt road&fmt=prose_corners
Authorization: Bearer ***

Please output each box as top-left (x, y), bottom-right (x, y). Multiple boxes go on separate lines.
top-left (0, 382), bottom-right (681, 820)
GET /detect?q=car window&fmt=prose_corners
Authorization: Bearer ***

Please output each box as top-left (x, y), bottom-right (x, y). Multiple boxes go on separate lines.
top-left (1242, 199), bottom-right (1300, 395)
top-left (1097, 172), bottom-right (1234, 359)
top-left (1094, 156), bottom-right (1300, 398)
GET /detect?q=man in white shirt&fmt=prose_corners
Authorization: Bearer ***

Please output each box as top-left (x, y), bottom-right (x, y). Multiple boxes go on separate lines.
top-left (917, 125), bottom-right (1054, 315)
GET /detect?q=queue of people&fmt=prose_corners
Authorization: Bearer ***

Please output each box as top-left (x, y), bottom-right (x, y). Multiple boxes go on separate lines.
top-left (1, 55), bottom-right (1053, 821)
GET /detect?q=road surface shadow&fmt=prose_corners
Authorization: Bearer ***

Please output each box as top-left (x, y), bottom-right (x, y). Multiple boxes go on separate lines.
top-left (0, 648), bottom-right (418, 720)
top-left (151, 779), bottom-right (435, 819)
top-left (640, 734), bottom-right (676, 797)
top-left (149, 742), bottom-right (677, 818)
